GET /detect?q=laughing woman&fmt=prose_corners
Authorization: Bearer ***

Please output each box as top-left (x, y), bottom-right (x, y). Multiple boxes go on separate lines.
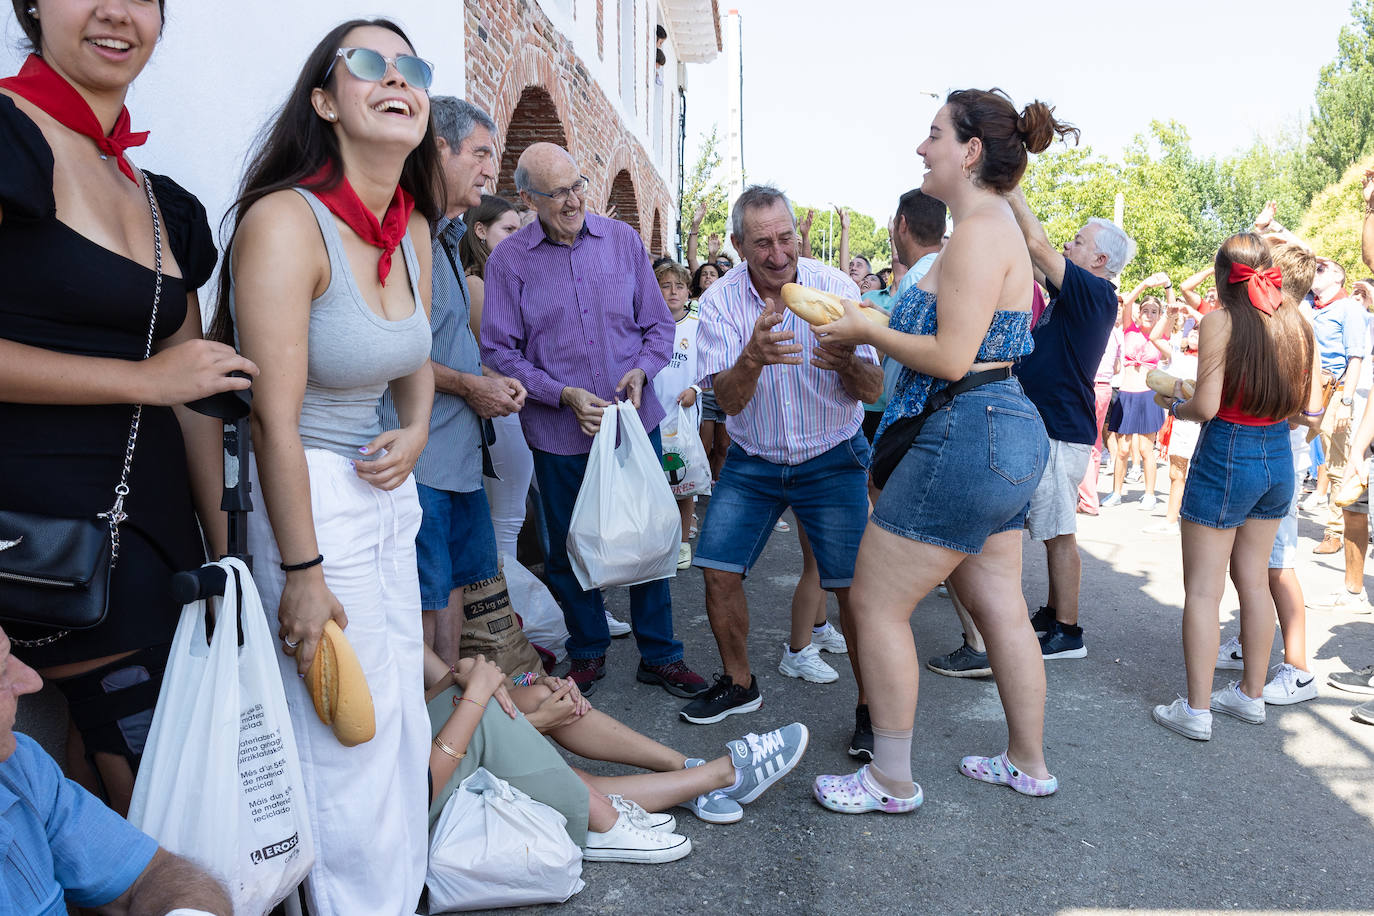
top-left (220, 19), bottom-right (440, 913)
top-left (0, 0), bottom-right (255, 815)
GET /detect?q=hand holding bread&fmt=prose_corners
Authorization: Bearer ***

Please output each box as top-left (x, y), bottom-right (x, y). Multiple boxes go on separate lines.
top-left (1147, 368), bottom-right (1195, 410)
top-left (306, 620), bottom-right (376, 747)
top-left (781, 283), bottom-right (890, 328)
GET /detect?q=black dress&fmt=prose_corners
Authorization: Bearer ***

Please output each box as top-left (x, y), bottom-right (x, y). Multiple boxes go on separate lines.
top-left (0, 94), bottom-right (217, 668)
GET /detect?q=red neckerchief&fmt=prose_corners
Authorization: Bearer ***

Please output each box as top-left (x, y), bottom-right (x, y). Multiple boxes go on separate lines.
top-left (304, 165), bottom-right (415, 286)
top-left (1313, 288), bottom-right (1348, 311)
top-left (0, 54), bottom-right (147, 184)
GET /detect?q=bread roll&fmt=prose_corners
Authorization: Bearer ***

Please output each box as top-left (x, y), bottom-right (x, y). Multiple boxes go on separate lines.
top-left (306, 620), bottom-right (376, 747)
top-left (1146, 368), bottom-right (1195, 401)
top-left (780, 283), bottom-right (890, 327)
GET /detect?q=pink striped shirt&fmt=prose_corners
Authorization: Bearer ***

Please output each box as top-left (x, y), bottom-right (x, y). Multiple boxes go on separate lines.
top-left (696, 258), bottom-right (877, 465)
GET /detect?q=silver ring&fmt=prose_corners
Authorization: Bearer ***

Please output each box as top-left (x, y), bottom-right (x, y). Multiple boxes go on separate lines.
top-left (284, 637), bottom-right (300, 649)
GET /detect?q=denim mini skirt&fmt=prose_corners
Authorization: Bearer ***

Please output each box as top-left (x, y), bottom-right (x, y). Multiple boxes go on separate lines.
top-left (1180, 417), bottom-right (1294, 529)
top-left (871, 377), bottom-right (1049, 554)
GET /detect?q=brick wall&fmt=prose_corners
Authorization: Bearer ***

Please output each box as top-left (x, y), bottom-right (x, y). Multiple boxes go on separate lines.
top-left (466, 0), bottom-right (673, 256)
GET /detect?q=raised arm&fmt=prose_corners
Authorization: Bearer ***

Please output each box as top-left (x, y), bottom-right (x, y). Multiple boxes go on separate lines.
top-left (798, 208), bottom-right (815, 259)
top-left (1179, 264), bottom-right (1213, 309)
top-left (1003, 185), bottom-right (1066, 290)
top-left (687, 200), bottom-right (706, 273)
top-left (836, 205), bottom-right (850, 272)
top-left (1362, 172), bottom-right (1374, 275)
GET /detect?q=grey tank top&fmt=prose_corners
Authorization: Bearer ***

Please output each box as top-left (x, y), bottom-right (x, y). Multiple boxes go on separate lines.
top-left (232, 188), bottom-right (431, 459)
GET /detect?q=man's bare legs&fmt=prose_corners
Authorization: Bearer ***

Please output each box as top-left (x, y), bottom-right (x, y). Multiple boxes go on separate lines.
top-left (702, 568), bottom-right (753, 686)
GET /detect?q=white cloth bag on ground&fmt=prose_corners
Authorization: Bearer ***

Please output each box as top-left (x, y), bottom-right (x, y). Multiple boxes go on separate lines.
top-left (426, 767), bottom-right (584, 912)
top-left (567, 402), bottom-right (680, 590)
top-left (503, 552), bottom-right (570, 662)
top-left (660, 403), bottom-right (711, 497)
top-left (129, 557), bottom-right (314, 916)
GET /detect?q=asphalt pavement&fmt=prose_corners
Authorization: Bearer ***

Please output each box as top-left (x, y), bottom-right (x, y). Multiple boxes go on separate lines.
top-left (17, 474), bottom-right (1374, 915)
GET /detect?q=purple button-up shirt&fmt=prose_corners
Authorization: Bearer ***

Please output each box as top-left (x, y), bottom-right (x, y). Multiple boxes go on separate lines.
top-left (480, 212), bottom-right (673, 455)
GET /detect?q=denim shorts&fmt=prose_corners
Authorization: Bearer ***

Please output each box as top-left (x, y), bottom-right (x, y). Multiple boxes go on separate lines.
top-left (415, 483), bottom-right (500, 610)
top-left (698, 387), bottom-right (726, 423)
top-left (871, 377), bottom-right (1048, 554)
top-left (694, 430), bottom-right (871, 587)
top-left (1180, 419), bottom-right (1293, 530)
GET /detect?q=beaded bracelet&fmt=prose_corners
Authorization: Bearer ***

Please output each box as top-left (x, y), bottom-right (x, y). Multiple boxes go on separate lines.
top-left (512, 671), bottom-right (540, 687)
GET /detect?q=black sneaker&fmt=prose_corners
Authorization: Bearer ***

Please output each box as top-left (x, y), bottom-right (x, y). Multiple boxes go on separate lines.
top-left (1039, 621), bottom-right (1086, 659)
top-left (926, 641), bottom-right (992, 678)
top-left (1354, 698), bottom-right (1374, 726)
top-left (1328, 664), bottom-right (1374, 695)
top-left (567, 656), bottom-right (606, 695)
top-left (679, 674), bottom-right (761, 724)
top-left (1029, 605), bottom-right (1056, 636)
top-left (848, 704), bottom-right (874, 760)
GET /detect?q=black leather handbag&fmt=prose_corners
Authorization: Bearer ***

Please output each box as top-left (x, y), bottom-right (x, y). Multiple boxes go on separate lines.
top-left (0, 176), bottom-right (164, 646)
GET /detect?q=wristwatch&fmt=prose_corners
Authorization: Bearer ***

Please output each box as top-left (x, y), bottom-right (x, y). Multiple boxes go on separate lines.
top-left (1342, 394), bottom-right (1355, 407)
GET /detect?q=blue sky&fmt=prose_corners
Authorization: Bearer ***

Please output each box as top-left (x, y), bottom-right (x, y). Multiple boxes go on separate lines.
top-left (685, 0), bottom-right (1357, 223)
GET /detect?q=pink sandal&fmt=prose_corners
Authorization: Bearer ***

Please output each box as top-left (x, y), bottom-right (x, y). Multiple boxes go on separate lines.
top-left (959, 752), bottom-right (1058, 796)
top-left (813, 765), bottom-right (922, 814)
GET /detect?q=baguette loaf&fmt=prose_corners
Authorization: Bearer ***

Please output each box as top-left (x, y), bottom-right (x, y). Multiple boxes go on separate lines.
top-left (780, 283), bottom-right (890, 327)
top-left (1146, 368), bottom-right (1195, 402)
top-left (306, 620), bottom-right (376, 747)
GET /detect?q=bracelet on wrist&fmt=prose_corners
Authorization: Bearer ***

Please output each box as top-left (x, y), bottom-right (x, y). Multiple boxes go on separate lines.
top-left (280, 554), bottom-right (324, 573)
top-left (452, 695), bottom-right (488, 711)
top-left (432, 735), bottom-right (465, 761)
top-left (1302, 407), bottom-right (1326, 417)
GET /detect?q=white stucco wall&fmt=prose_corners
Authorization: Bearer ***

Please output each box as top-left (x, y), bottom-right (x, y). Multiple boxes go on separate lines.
top-left (1, 3), bottom-right (466, 258)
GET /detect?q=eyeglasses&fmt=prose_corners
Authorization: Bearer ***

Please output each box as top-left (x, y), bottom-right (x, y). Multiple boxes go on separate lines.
top-left (525, 176), bottom-right (589, 204)
top-left (322, 47), bottom-right (434, 90)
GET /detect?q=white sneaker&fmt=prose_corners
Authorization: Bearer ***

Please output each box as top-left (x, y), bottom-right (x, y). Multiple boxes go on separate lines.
top-left (1306, 589), bottom-right (1373, 614)
top-left (607, 794), bottom-right (676, 833)
top-left (1143, 519), bottom-right (1179, 536)
top-left (811, 622), bottom-right (848, 654)
top-left (606, 611), bottom-right (632, 638)
top-left (1216, 636), bottom-right (1244, 671)
top-left (773, 518), bottom-right (791, 532)
top-left (778, 642), bottom-right (839, 683)
top-left (1301, 491), bottom-right (1326, 513)
top-left (1262, 663), bottom-right (1318, 705)
top-left (1210, 682), bottom-right (1266, 724)
top-left (1140, 494), bottom-right (1158, 512)
top-left (1152, 697), bottom-right (1212, 740)
top-left (677, 542), bottom-right (692, 570)
top-left (583, 813), bottom-right (691, 863)
top-left (1100, 493), bottom-right (1123, 508)
top-left (1127, 465), bottom-right (1144, 484)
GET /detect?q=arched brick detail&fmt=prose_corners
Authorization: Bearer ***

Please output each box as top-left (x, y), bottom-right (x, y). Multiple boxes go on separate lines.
top-left (496, 87), bottom-right (570, 200)
top-left (608, 169), bottom-right (640, 233)
top-left (480, 43), bottom-right (577, 188)
top-left (650, 210), bottom-right (665, 257)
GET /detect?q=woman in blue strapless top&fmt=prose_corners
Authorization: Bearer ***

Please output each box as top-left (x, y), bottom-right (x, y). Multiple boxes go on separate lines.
top-left (810, 89), bottom-right (1070, 813)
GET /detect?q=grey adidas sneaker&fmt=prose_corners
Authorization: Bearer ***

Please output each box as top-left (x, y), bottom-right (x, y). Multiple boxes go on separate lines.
top-left (720, 723), bottom-right (809, 805)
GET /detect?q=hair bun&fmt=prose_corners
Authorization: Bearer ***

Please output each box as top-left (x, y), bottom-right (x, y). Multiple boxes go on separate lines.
top-left (1017, 101), bottom-right (1080, 154)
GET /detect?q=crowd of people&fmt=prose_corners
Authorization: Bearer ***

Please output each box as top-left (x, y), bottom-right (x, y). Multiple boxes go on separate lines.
top-left (3, 3), bottom-right (1374, 915)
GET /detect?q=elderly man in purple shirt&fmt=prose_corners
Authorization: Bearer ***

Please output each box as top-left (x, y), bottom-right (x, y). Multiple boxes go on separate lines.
top-left (481, 142), bottom-right (707, 699)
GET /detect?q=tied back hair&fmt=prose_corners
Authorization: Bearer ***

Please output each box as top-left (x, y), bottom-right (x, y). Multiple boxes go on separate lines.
top-left (1214, 233), bottom-right (1313, 420)
top-left (209, 18), bottom-right (446, 343)
top-left (945, 88), bottom-right (1080, 193)
top-left (457, 194), bottom-right (517, 280)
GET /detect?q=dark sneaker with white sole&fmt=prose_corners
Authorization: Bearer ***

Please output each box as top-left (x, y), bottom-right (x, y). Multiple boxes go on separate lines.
top-left (926, 642), bottom-right (992, 678)
top-left (1039, 621), bottom-right (1086, 659)
top-left (1353, 698), bottom-right (1374, 725)
top-left (679, 674), bottom-right (761, 724)
top-left (637, 659), bottom-right (709, 698)
top-left (1328, 664), bottom-right (1374, 695)
top-left (848, 704), bottom-right (874, 760)
top-left (567, 655), bottom-right (606, 695)
top-left (1029, 605), bottom-right (1056, 637)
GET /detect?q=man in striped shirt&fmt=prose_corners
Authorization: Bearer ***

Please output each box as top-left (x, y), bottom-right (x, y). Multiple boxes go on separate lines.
top-left (682, 186), bottom-right (883, 758)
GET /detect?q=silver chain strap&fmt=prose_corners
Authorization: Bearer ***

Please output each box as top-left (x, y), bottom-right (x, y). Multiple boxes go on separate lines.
top-left (14, 177), bottom-right (163, 650)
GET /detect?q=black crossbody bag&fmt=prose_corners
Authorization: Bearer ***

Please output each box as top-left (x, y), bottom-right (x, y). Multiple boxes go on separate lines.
top-left (870, 366), bottom-right (1013, 491)
top-left (0, 176), bottom-right (165, 647)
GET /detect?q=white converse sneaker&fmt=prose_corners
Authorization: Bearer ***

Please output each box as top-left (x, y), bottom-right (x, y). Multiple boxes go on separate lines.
top-left (1140, 493), bottom-right (1158, 512)
top-left (1152, 697), bottom-right (1212, 740)
top-left (1211, 681), bottom-right (1266, 724)
top-left (605, 611), bottom-right (631, 638)
top-left (1262, 663), bottom-right (1318, 705)
top-left (778, 642), bottom-right (839, 683)
top-left (583, 814), bottom-right (692, 863)
top-left (810, 622), bottom-right (848, 654)
top-left (676, 542), bottom-right (692, 570)
top-left (1216, 636), bottom-right (1244, 671)
top-left (607, 794), bottom-right (676, 833)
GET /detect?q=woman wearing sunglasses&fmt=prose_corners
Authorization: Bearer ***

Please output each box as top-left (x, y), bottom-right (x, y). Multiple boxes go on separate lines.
top-left (0, 0), bottom-right (256, 816)
top-left (217, 18), bottom-right (442, 912)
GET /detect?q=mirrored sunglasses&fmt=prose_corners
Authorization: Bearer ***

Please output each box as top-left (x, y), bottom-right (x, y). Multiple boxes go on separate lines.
top-left (323, 47), bottom-right (434, 90)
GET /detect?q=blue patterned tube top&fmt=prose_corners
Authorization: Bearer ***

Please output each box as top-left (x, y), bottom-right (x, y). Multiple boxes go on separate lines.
top-left (876, 286), bottom-right (1035, 440)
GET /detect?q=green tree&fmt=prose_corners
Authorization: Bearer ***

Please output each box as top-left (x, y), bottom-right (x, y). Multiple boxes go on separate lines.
top-left (679, 125), bottom-right (729, 264)
top-left (793, 204), bottom-right (890, 270)
top-left (1304, 0), bottom-right (1374, 199)
top-left (1297, 154), bottom-right (1374, 279)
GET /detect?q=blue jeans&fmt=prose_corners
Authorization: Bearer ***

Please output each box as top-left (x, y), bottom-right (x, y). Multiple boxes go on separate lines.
top-left (530, 427), bottom-right (684, 664)
top-left (694, 431), bottom-right (872, 588)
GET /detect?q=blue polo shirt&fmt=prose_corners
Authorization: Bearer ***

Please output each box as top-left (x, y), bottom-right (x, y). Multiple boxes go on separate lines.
top-left (1309, 292), bottom-right (1368, 376)
top-left (1, 733), bottom-right (157, 913)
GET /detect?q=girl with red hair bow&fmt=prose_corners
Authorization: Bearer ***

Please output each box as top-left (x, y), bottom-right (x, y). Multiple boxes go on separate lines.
top-left (1152, 233), bottom-right (1324, 742)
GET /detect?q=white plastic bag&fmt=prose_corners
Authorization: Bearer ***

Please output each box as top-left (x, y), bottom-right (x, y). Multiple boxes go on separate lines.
top-left (567, 402), bottom-right (680, 590)
top-left (660, 403), bottom-right (711, 497)
top-left (426, 767), bottom-right (584, 912)
top-left (503, 552), bottom-right (570, 663)
top-left (129, 557), bottom-right (314, 916)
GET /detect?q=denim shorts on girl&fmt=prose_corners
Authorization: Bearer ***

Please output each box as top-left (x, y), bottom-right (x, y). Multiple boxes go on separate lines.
top-left (1180, 418), bottom-right (1293, 529)
top-left (871, 377), bottom-right (1049, 554)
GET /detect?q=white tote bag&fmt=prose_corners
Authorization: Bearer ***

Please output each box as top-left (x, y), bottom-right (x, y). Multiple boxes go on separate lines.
top-left (426, 767), bottom-right (584, 912)
top-left (660, 403), bottom-right (711, 497)
top-left (567, 402), bottom-right (680, 590)
top-left (129, 557), bottom-right (314, 916)
top-left (503, 552), bottom-right (570, 662)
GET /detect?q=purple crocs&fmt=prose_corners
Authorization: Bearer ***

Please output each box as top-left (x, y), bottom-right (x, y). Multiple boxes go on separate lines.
top-left (813, 765), bottom-right (922, 814)
top-left (958, 752), bottom-right (1058, 797)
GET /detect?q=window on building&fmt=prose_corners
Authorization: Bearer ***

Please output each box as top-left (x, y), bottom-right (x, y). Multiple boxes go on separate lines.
top-left (619, 0), bottom-right (636, 113)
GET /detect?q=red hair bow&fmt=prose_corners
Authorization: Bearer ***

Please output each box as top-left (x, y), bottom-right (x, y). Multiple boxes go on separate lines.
top-left (1228, 263), bottom-right (1282, 316)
